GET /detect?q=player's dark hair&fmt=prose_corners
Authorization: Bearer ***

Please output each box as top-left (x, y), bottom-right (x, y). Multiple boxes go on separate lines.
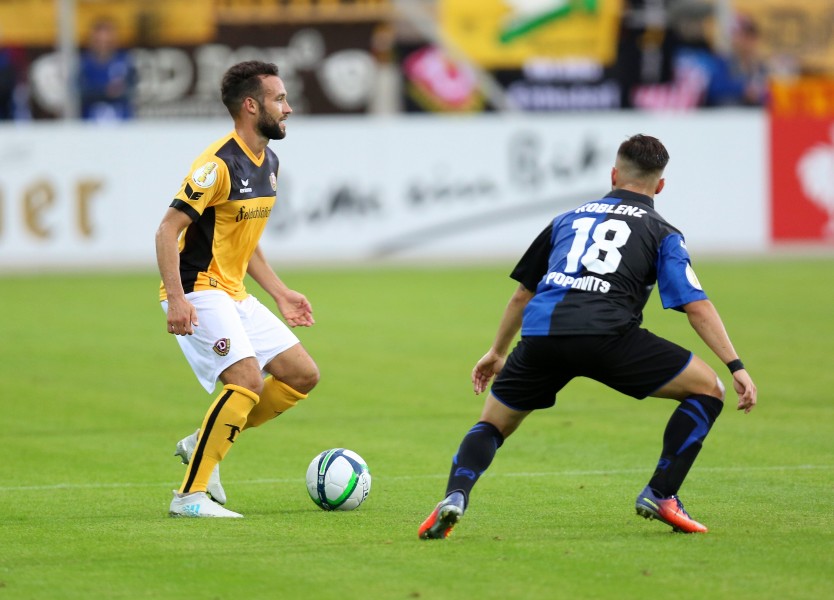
top-left (617, 134), bottom-right (670, 177)
top-left (221, 61), bottom-right (280, 117)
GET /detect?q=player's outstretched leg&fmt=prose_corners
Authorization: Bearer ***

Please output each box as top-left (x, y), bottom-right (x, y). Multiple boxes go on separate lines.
top-left (419, 491), bottom-right (466, 539)
top-left (174, 429), bottom-right (227, 505)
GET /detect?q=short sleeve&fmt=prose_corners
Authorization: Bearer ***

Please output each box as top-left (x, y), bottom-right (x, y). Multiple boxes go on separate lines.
top-left (170, 157), bottom-right (229, 222)
top-left (510, 223), bottom-right (553, 292)
top-left (656, 233), bottom-right (709, 310)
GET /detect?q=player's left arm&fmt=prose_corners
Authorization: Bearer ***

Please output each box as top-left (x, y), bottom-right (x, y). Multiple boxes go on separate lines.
top-left (682, 299), bottom-right (756, 413)
top-left (247, 245), bottom-right (314, 327)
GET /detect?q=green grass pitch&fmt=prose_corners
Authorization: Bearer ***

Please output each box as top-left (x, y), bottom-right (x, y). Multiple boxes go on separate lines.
top-left (1, 258), bottom-right (833, 599)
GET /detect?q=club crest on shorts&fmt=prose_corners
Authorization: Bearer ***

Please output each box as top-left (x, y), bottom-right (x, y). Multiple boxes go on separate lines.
top-left (213, 338), bottom-right (231, 356)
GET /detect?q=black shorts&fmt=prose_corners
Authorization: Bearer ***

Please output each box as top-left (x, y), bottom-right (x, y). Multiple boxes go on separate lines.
top-left (490, 327), bottom-right (692, 411)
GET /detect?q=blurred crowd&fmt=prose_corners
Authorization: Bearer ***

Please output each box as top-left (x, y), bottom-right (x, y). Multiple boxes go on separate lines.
top-left (1, 16), bottom-right (136, 122)
top-left (76, 18), bottom-right (137, 121)
top-left (0, 36), bottom-right (27, 119)
top-left (0, 0), bottom-right (814, 121)
top-left (620, 5), bottom-right (773, 109)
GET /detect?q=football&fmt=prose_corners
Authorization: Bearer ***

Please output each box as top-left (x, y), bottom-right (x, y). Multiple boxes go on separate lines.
top-left (305, 448), bottom-right (371, 511)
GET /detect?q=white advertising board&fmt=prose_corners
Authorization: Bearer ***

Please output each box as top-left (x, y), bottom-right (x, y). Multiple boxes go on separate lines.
top-left (0, 111), bottom-right (766, 271)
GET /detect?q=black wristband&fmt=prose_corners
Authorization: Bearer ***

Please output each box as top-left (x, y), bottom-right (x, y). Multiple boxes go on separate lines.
top-left (726, 359), bottom-right (745, 373)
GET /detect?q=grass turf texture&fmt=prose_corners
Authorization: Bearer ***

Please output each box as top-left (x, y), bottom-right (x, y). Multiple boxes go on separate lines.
top-left (1, 259), bottom-right (832, 599)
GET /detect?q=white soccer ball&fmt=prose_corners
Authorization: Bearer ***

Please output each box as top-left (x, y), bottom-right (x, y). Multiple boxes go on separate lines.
top-left (305, 448), bottom-right (371, 511)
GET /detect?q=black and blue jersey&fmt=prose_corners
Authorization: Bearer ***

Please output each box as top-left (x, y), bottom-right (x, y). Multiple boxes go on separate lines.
top-left (511, 189), bottom-right (708, 336)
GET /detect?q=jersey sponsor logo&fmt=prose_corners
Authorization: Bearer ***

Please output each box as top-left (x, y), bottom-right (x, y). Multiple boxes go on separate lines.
top-left (544, 271), bottom-right (611, 293)
top-left (574, 202), bottom-right (646, 218)
top-left (212, 338), bottom-right (231, 356)
top-left (192, 162), bottom-right (218, 188)
top-left (239, 187), bottom-right (253, 193)
top-left (184, 183), bottom-right (204, 201)
top-left (235, 205), bottom-right (272, 222)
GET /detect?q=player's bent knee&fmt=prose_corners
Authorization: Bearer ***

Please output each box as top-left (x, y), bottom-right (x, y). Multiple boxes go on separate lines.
top-left (229, 376), bottom-right (264, 396)
top-left (700, 368), bottom-right (725, 401)
top-left (681, 356), bottom-right (724, 400)
top-left (285, 361), bottom-right (320, 394)
top-left (264, 348), bottom-right (320, 394)
top-left (688, 378), bottom-right (724, 402)
top-left (295, 366), bottom-right (320, 394)
top-left (480, 395), bottom-right (529, 439)
top-left (220, 370), bottom-right (264, 396)
top-left (714, 375), bottom-right (726, 402)
top-left (220, 360), bottom-right (265, 396)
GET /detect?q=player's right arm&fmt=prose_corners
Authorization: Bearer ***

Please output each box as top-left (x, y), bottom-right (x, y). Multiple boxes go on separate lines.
top-left (155, 207), bottom-right (199, 336)
top-left (472, 284), bottom-right (535, 395)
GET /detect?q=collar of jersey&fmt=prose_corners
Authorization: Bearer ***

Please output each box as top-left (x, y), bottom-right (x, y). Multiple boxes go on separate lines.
top-left (605, 188), bottom-right (654, 209)
top-left (230, 130), bottom-right (266, 167)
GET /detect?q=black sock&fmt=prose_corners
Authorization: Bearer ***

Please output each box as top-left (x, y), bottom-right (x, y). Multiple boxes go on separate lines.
top-left (648, 395), bottom-right (723, 498)
top-left (445, 421), bottom-right (505, 507)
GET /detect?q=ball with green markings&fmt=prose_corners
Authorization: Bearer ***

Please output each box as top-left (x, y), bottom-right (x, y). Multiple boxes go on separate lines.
top-left (306, 448), bottom-right (371, 511)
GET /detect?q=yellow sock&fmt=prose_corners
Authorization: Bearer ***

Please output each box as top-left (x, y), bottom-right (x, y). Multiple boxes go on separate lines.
top-left (243, 376), bottom-right (307, 430)
top-left (179, 384), bottom-right (259, 495)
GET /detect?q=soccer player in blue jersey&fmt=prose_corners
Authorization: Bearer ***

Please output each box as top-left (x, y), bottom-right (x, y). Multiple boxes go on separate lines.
top-left (419, 134), bottom-right (757, 538)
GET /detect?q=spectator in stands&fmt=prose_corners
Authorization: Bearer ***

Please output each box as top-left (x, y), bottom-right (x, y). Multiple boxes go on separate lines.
top-left (708, 14), bottom-right (769, 107)
top-left (78, 17), bottom-right (137, 121)
top-left (0, 29), bottom-right (29, 120)
top-left (632, 7), bottom-right (770, 110)
top-left (630, 3), bottom-right (721, 109)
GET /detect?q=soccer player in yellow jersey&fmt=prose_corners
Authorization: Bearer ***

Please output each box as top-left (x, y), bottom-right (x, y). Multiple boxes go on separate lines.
top-left (156, 61), bottom-right (319, 518)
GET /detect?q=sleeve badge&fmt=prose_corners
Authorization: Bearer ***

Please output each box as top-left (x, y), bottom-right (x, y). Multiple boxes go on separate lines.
top-left (685, 264), bottom-right (703, 290)
top-left (192, 162), bottom-right (219, 188)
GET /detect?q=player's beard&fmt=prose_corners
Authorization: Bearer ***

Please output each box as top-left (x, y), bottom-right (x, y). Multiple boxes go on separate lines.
top-left (256, 105), bottom-right (286, 140)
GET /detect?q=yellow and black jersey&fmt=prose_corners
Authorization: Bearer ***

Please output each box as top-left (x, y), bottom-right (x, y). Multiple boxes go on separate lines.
top-left (159, 131), bottom-right (279, 301)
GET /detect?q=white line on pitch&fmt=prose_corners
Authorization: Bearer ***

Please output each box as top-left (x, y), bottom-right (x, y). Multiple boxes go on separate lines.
top-left (0, 464), bottom-right (830, 493)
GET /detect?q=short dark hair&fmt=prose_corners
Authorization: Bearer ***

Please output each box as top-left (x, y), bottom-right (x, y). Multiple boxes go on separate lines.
top-left (616, 134), bottom-right (670, 178)
top-left (221, 61), bottom-right (280, 117)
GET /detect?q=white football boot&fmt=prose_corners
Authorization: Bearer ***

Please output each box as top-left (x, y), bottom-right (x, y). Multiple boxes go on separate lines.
top-left (168, 491), bottom-right (242, 518)
top-left (174, 429), bottom-right (227, 505)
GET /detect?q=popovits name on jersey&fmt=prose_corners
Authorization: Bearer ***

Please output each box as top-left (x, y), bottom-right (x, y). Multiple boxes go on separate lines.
top-left (544, 271), bottom-right (611, 293)
top-left (575, 202), bottom-right (647, 218)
